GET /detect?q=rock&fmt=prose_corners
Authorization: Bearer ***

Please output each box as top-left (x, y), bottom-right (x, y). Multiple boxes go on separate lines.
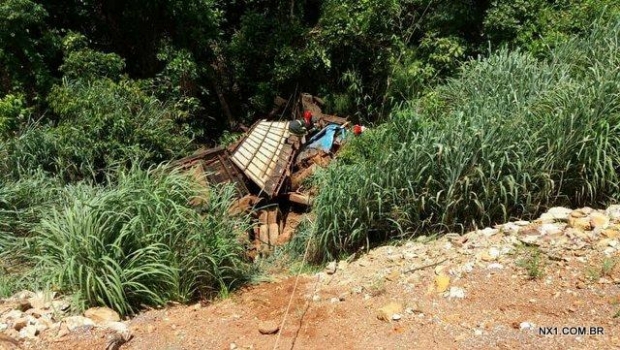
top-left (571, 209), bottom-right (588, 218)
top-left (330, 298), bottom-right (340, 304)
top-left (514, 221), bottom-right (530, 226)
top-left (312, 294), bottom-right (321, 302)
top-left (403, 252), bottom-right (417, 260)
top-left (590, 212), bottom-right (610, 229)
top-left (459, 262), bottom-right (474, 273)
top-left (18, 324), bottom-right (38, 339)
top-left (12, 318), bottom-right (28, 331)
top-left (3, 310), bottom-right (23, 321)
top-left (520, 322), bottom-right (535, 331)
top-left (84, 307), bottom-right (120, 323)
top-left (27, 291), bottom-right (55, 310)
top-left (55, 323), bottom-right (70, 338)
top-left (12, 291), bottom-right (35, 300)
top-left (230, 343), bottom-right (238, 350)
top-left (569, 216), bottom-right (591, 231)
top-left (565, 228), bottom-right (590, 240)
top-left (392, 314), bottom-right (402, 321)
top-left (25, 308), bottom-right (52, 318)
top-left (538, 223), bottom-right (563, 236)
top-left (100, 321), bottom-right (129, 334)
top-left (479, 228), bottom-right (499, 237)
top-left (501, 223), bottom-right (521, 235)
top-left (376, 302), bottom-right (403, 321)
top-left (105, 331), bottom-right (132, 350)
top-left (446, 287), bottom-right (465, 299)
top-left (0, 323), bottom-right (7, 332)
top-left (17, 300), bottom-right (32, 312)
top-left (487, 263), bottom-right (504, 270)
top-left (602, 229), bottom-right (620, 239)
top-left (488, 247), bottom-right (501, 258)
top-left (50, 300), bottom-right (70, 313)
top-left (64, 316), bottom-right (95, 332)
top-left (34, 321), bottom-right (49, 333)
top-left (325, 261), bottom-right (337, 275)
top-left (606, 205), bottom-right (620, 221)
top-left (385, 269), bottom-right (400, 282)
top-left (597, 239), bottom-right (613, 250)
top-left (435, 275), bottom-right (450, 293)
top-left (258, 321), bottom-right (279, 335)
top-left (541, 207), bottom-right (573, 221)
top-left (519, 235), bottom-right (539, 245)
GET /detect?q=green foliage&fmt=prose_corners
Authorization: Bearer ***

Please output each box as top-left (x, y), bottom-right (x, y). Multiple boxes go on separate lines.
top-left (0, 0), bottom-right (59, 99)
top-left (0, 171), bottom-right (62, 252)
top-left (59, 32), bottom-right (126, 80)
top-left (484, 0), bottom-right (620, 56)
top-left (0, 93), bottom-right (32, 137)
top-left (516, 246), bottom-right (545, 280)
top-left (0, 124), bottom-right (61, 179)
top-left (307, 18), bottom-right (620, 261)
top-left (47, 78), bottom-right (193, 180)
top-left (22, 165), bottom-right (250, 315)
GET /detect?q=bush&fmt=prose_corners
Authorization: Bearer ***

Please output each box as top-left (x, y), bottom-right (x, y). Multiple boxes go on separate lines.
top-left (24, 164), bottom-right (250, 315)
top-left (47, 78), bottom-right (193, 180)
top-left (308, 18), bottom-right (620, 262)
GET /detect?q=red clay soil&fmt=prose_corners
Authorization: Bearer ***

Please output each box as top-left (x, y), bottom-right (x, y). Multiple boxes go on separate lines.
top-left (32, 246), bottom-right (620, 350)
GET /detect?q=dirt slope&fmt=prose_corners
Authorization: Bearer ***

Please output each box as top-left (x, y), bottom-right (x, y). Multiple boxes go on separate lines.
top-left (11, 206), bottom-right (620, 350)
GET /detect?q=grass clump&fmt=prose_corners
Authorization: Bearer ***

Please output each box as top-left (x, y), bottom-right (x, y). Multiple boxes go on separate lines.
top-left (516, 247), bottom-right (545, 280)
top-left (6, 164), bottom-right (251, 316)
top-left (585, 257), bottom-right (617, 282)
top-left (307, 18), bottom-right (620, 262)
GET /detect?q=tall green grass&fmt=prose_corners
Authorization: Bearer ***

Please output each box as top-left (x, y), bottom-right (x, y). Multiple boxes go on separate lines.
top-left (4, 165), bottom-right (250, 315)
top-left (309, 18), bottom-right (620, 261)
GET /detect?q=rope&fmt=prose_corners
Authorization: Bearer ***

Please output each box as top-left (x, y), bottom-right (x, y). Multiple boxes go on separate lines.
top-left (272, 226), bottom-right (314, 350)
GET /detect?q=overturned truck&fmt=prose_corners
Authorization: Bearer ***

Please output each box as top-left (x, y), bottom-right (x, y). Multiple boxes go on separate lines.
top-left (174, 94), bottom-right (351, 257)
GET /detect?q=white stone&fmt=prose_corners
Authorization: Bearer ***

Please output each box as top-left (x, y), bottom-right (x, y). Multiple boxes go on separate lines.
top-left (488, 247), bottom-right (501, 258)
top-left (446, 287), bottom-right (465, 299)
top-left (606, 205), bottom-right (620, 221)
top-left (479, 228), bottom-right (499, 237)
top-left (520, 322), bottom-right (535, 330)
top-left (325, 261), bottom-right (337, 274)
top-left (539, 223), bottom-right (563, 235)
top-left (64, 316), bottom-right (95, 332)
top-left (543, 207), bottom-right (573, 221)
top-left (501, 223), bottom-right (521, 235)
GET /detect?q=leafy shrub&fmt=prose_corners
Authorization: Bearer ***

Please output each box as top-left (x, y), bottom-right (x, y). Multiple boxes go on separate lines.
top-left (0, 93), bottom-right (32, 137)
top-left (47, 78), bottom-right (193, 180)
top-left (26, 164), bottom-right (250, 315)
top-left (308, 18), bottom-right (620, 261)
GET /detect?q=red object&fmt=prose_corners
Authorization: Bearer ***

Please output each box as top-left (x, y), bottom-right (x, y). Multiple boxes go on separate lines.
top-left (303, 110), bottom-right (312, 124)
top-left (353, 124), bottom-right (363, 135)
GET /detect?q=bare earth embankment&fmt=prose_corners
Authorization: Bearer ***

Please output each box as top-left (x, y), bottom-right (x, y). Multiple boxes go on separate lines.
top-left (3, 206), bottom-right (620, 350)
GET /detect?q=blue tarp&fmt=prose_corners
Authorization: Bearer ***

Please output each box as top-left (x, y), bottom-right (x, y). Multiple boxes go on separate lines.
top-left (304, 124), bottom-right (345, 152)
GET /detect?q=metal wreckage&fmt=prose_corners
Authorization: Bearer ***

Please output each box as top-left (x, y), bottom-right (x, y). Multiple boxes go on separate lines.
top-left (173, 93), bottom-right (363, 258)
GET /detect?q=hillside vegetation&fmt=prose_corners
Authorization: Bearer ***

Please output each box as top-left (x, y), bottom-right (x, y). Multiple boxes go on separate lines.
top-left (305, 17), bottom-right (620, 261)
